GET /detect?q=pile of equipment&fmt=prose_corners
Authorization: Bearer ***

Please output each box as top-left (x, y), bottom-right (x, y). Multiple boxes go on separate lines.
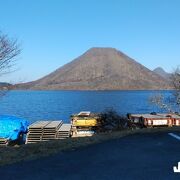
top-left (71, 111), bottom-right (100, 137)
top-left (0, 115), bottom-right (29, 146)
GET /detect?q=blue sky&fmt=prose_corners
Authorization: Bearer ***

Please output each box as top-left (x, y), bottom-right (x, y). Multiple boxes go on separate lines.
top-left (0, 0), bottom-right (180, 83)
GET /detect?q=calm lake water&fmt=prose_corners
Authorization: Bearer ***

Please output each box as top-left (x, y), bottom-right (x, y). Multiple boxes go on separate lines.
top-left (0, 90), bottom-right (174, 124)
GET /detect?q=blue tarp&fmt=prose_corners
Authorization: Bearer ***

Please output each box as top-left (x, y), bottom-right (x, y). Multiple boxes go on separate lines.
top-left (0, 115), bottom-right (29, 141)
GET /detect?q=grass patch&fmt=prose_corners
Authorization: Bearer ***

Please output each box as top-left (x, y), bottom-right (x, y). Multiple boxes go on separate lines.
top-left (1, 126), bottom-right (180, 166)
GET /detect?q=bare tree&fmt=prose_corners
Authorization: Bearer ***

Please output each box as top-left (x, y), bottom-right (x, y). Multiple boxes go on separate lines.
top-left (171, 68), bottom-right (180, 110)
top-left (149, 67), bottom-right (180, 113)
top-left (0, 32), bottom-right (20, 75)
top-left (149, 93), bottom-right (173, 112)
top-left (0, 32), bottom-right (20, 94)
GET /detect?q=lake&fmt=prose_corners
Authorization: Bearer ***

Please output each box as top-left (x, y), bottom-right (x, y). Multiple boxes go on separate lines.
top-left (0, 90), bottom-right (174, 124)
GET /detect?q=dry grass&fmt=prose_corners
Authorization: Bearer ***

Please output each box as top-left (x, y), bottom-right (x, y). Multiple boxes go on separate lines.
top-left (0, 127), bottom-right (180, 166)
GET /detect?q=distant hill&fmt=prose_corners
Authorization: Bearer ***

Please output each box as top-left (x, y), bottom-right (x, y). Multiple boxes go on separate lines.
top-left (0, 82), bottom-right (12, 90)
top-left (16, 47), bottom-right (171, 90)
top-left (153, 67), bottom-right (171, 79)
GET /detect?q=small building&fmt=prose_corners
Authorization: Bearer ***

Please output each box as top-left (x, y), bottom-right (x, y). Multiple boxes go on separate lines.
top-left (128, 113), bottom-right (176, 128)
top-left (163, 114), bottom-right (180, 126)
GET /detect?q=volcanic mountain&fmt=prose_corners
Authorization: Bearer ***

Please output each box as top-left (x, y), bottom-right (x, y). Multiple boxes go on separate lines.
top-left (17, 48), bottom-right (171, 90)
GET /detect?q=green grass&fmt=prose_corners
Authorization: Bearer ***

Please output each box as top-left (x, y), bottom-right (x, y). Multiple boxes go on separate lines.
top-left (0, 126), bottom-right (180, 166)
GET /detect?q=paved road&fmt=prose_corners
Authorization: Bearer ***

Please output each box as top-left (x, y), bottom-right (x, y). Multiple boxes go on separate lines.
top-left (0, 132), bottom-right (180, 180)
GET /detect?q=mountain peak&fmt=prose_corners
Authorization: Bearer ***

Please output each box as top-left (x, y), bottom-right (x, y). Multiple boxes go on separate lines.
top-left (154, 67), bottom-right (166, 73)
top-left (88, 47), bottom-right (118, 51)
top-left (84, 47), bottom-right (119, 56)
top-left (153, 67), bottom-right (171, 79)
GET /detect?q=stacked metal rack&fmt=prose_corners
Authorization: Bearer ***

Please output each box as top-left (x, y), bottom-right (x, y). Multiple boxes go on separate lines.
top-left (0, 138), bottom-right (8, 146)
top-left (42, 121), bottom-right (63, 141)
top-left (26, 121), bottom-right (71, 143)
top-left (57, 124), bottom-right (72, 139)
top-left (26, 121), bottom-right (50, 143)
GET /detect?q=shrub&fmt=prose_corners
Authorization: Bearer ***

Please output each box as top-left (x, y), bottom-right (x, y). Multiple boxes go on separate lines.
top-left (99, 109), bottom-right (128, 132)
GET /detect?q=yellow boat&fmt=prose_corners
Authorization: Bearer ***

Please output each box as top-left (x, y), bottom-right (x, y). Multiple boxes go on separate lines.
top-left (71, 111), bottom-right (99, 127)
